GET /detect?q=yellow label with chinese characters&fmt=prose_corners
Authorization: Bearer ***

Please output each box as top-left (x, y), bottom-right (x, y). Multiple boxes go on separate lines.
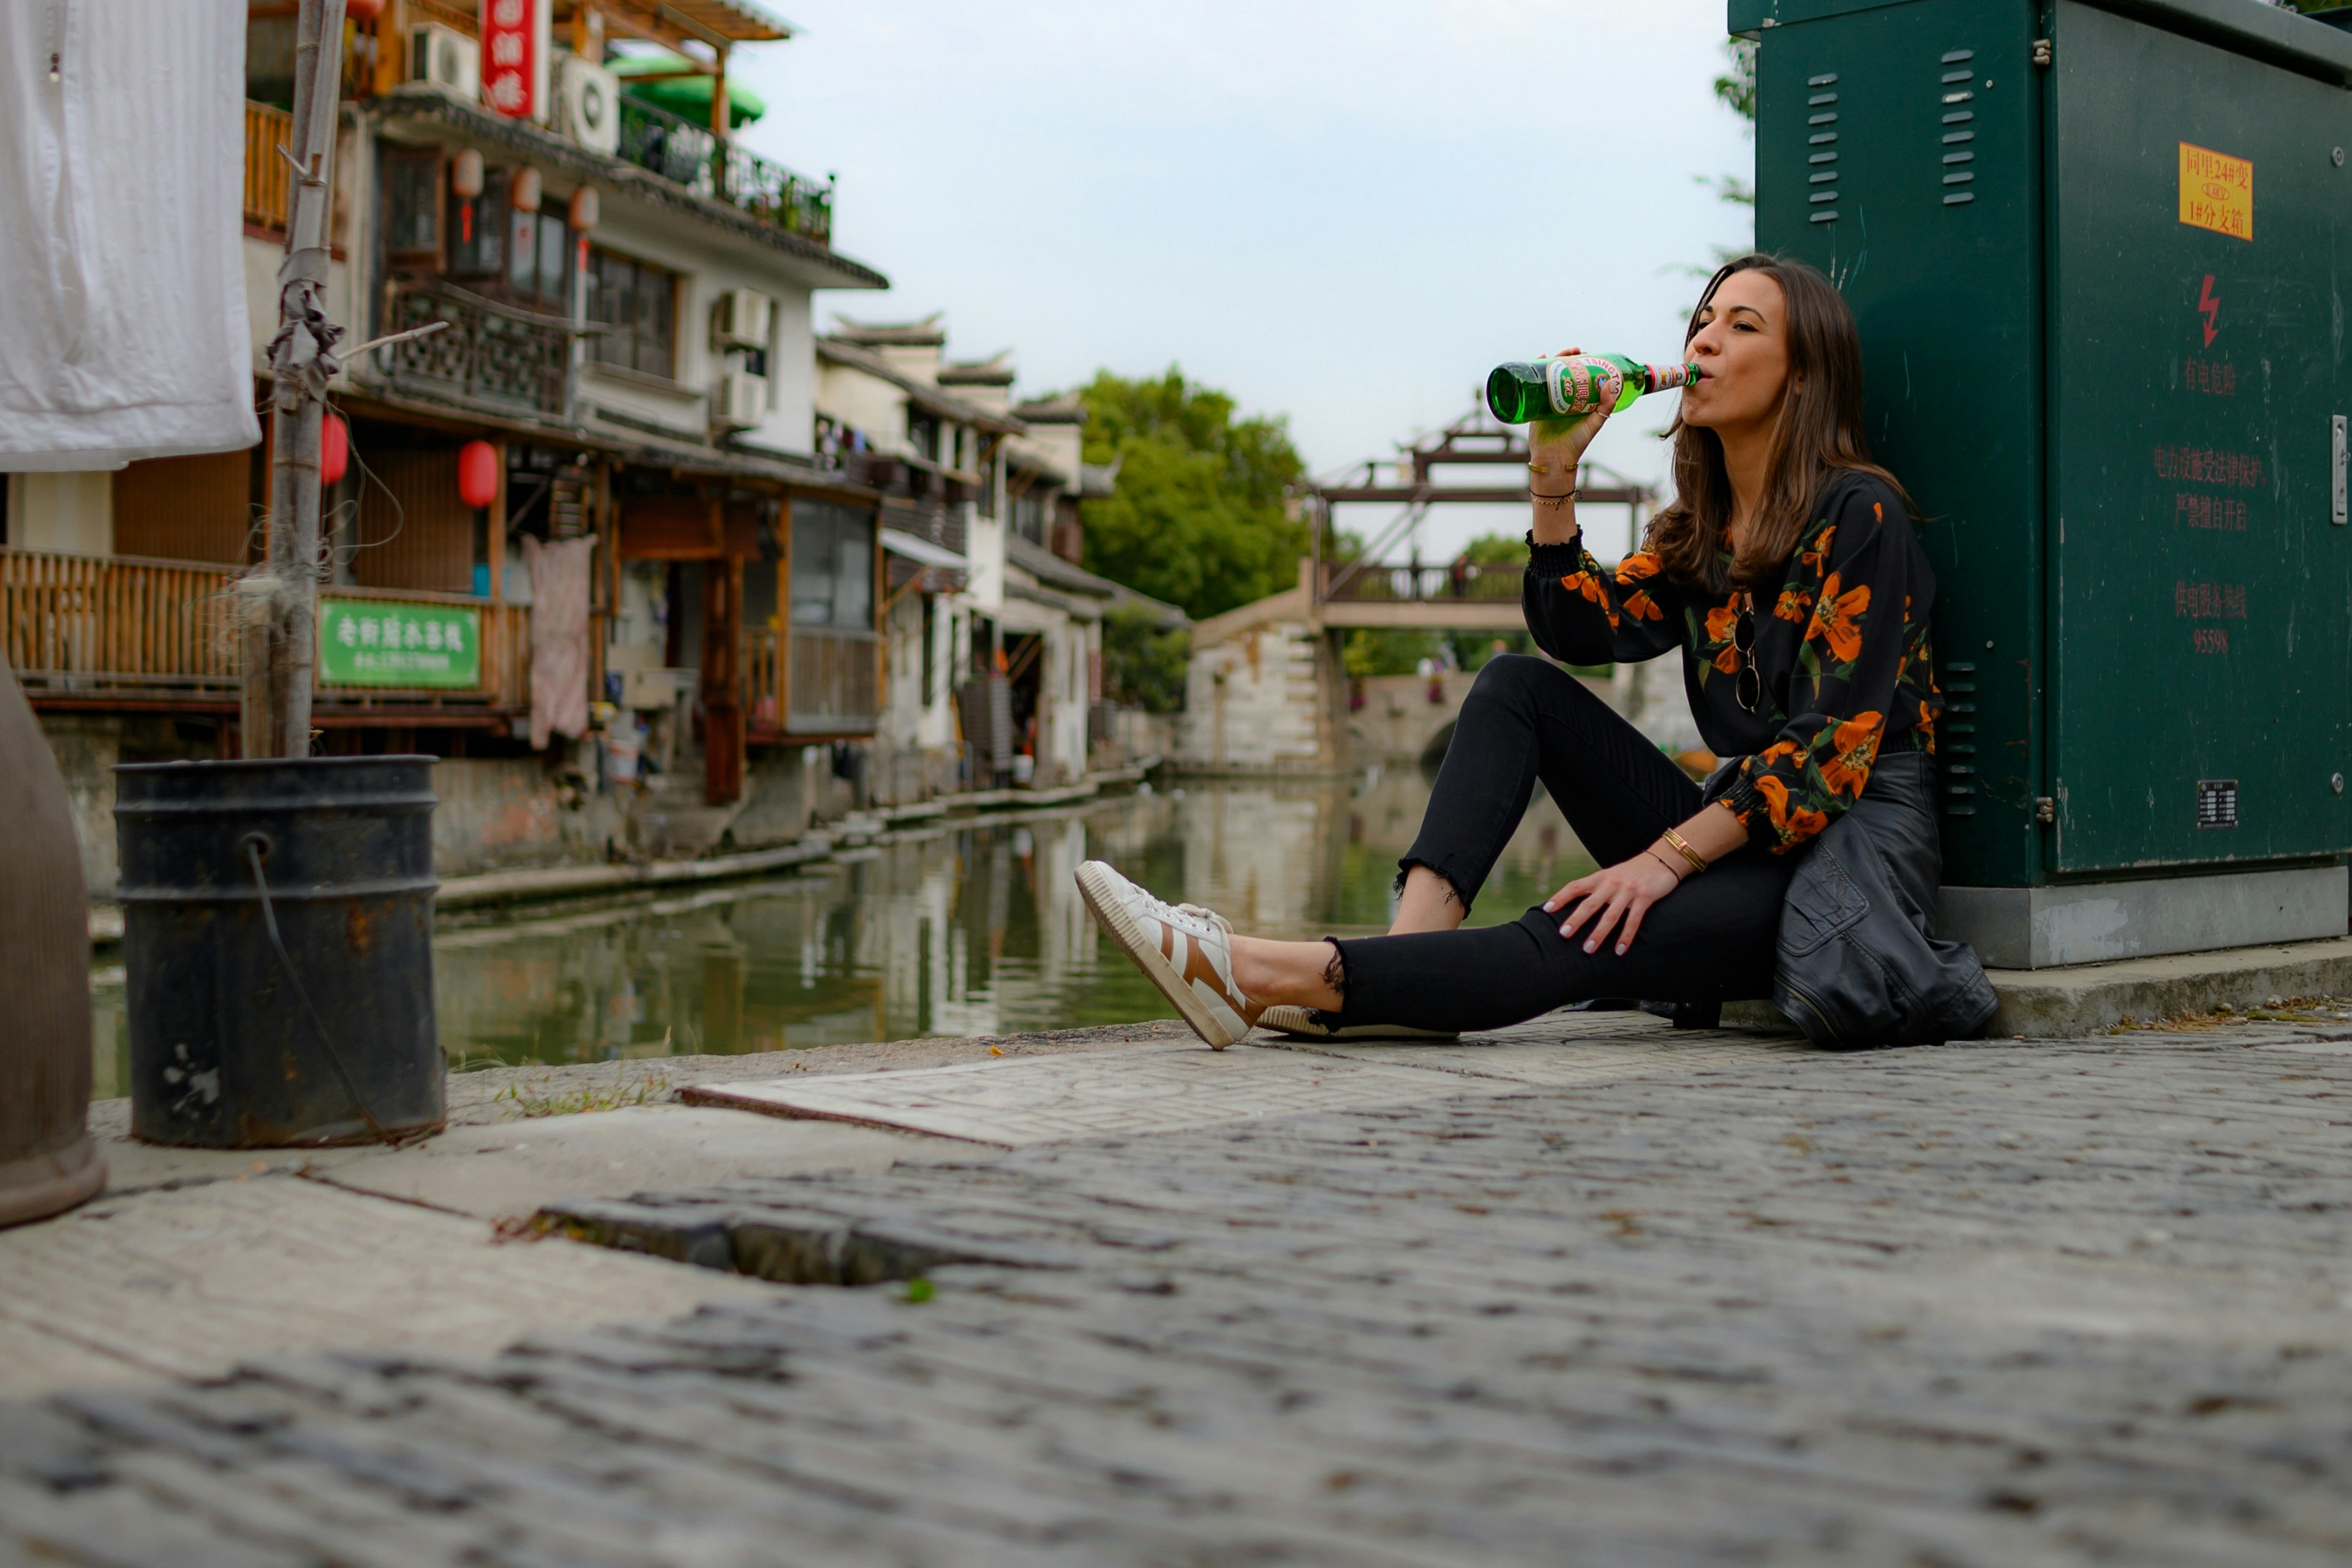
top-left (2179, 143), bottom-right (2253, 241)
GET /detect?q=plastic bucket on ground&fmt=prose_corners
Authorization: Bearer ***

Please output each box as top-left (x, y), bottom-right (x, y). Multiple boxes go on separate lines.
top-left (114, 756), bottom-right (445, 1148)
top-left (0, 658), bottom-right (105, 1227)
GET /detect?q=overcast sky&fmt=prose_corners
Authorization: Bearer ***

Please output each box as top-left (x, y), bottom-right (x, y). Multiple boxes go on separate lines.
top-left (729, 1), bottom-right (1756, 562)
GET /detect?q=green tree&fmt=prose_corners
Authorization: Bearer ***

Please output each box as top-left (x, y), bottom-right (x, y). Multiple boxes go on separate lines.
top-left (1442, 532), bottom-right (1537, 673)
top-left (1079, 369), bottom-right (1310, 621)
top-left (1714, 36), bottom-right (1757, 124)
top-left (1100, 603), bottom-right (1191, 714)
top-left (1691, 36), bottom-right (1757, 272)
top-left (1341, 627), bottom-right (1441, 679)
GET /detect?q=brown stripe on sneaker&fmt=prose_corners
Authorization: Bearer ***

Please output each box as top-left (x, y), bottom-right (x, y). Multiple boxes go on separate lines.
top-left (1175, 930), bottom-right (1238, 1011)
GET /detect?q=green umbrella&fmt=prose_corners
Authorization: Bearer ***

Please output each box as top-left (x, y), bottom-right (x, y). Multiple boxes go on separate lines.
top-left (610, 51), bottom-right (767, 128)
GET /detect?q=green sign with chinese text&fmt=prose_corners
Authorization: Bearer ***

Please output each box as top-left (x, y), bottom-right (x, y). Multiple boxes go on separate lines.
top-left (318, 600), bottom-right (481, 688)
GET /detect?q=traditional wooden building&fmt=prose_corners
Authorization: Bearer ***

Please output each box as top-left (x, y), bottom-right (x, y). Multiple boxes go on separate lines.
top-left (1, 0), bottom-right (893, 878)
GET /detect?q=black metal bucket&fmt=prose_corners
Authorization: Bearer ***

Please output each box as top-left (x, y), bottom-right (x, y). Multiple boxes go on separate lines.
top-left (114, 756), bottom-right (444, 1147)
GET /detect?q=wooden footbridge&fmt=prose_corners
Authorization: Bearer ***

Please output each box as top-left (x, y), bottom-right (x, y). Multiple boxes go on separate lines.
top-left (1305, 408), bottom-right (1656, 631)
top-left (1175, 409), bottom-right (1659, 771)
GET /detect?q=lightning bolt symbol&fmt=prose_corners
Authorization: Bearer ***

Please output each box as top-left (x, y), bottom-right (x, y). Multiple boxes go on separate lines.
top-left (2198, 274), bottom-right (2220, 349)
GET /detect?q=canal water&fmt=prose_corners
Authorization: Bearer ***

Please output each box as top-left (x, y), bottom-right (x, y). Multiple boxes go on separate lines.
top-left (87, 769), bottom-right (1589, 1095)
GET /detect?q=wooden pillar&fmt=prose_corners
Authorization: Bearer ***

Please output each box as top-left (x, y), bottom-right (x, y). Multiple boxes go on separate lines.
top-left (589, 458), bottom-right (612, 706)
top-left (774, 492), bottom-right (793, 731)
top-left (487, 438), bottom-right (507, 606)
top-left (702, 554), bottom-right (744, 805)
top-left (710, 45), bottom-right (729, 138)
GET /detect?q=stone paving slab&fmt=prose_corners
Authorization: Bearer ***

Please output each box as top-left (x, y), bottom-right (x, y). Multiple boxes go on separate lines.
top-left (679, 1041), bottom-right (1523, 1145)
top-left (311, 1105), bottom-right (970, 1219)
top-left (670, 1009), bottom-right (1806, 1147)
top-left (10, 1024), bottom-right (2352, 1562)
top-left (0, 1177), bottom-right (777, 1399)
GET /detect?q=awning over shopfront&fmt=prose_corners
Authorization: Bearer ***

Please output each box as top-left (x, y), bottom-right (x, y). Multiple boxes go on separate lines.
top-left (878, 528), bottom-right (968, 571)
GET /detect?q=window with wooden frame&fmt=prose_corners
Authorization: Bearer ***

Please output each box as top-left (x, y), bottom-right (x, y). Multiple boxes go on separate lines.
top-left (790, 502), bottom-right (875, 631)
top-left (586, 247), bottom-right (677, 379)
top-left (506, 206), bottom-right (572, 315)
top-left (381, 145), bottom-right (443, 266)
top-left (445, 167), bottom-right (510, 279)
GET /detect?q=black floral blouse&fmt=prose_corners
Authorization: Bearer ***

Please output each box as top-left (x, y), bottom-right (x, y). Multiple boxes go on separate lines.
top-left (1524, 469), bottom-right (1942, 854)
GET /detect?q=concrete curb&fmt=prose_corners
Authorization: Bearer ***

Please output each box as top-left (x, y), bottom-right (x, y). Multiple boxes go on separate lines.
top-left (1981, 936), bottom-right (2352, 1037)
top-left (1712, 936), bottom-right (2352, 1040)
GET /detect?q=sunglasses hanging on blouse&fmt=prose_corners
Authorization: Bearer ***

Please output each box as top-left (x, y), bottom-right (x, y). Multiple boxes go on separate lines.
top-left (1733, 590), bottom-right (1762, 715)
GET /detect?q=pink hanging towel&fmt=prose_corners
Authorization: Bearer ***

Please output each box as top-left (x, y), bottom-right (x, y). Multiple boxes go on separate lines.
top-left (524, 534), bottom-right (598, 751)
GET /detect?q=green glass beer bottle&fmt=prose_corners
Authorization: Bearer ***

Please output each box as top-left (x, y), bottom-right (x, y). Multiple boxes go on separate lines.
top-left (1485, 353), bottom-right (1705, 424)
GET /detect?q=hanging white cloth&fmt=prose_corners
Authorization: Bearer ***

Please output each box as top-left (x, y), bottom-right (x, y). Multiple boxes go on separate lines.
top-left (525, 534), bottom-right (599, 751)
top-left (0, 0), bottom-right (259, 470)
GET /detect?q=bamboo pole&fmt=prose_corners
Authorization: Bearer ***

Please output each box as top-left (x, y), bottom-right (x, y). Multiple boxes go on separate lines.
top-left (247, 0), bottom-right (348, 758)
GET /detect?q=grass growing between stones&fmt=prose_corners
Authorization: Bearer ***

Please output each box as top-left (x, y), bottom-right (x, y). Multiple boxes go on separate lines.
top-left (493, 1065), bottom-right (675, 1118)
top-left (2106, 995), bottom-right (2352, 1033)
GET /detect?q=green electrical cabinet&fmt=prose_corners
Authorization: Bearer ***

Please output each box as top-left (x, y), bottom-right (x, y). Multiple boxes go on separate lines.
top-left (1733, 0), bottom-right (2352, 965)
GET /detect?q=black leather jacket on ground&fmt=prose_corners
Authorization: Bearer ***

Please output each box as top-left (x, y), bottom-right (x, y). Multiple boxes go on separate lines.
top-left (1708, 750), bottom-right (1997, 1048)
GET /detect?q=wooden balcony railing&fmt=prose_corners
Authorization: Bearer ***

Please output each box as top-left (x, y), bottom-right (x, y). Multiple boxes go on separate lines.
top-left (1319, 560), bottom-right (1523, 606)
top-left (380, 281), bottom-right (571, 419)
top-left (244, 100), bottom-right (295, 232)
top-left (0, 550), bottom-right (530, 710)
top-left (782, 625), bottom-right (879, 734)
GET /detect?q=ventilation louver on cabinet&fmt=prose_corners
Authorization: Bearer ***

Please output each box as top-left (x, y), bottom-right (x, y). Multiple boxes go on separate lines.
top-left (1940, 47), bottom-right (1977, 206)
top-left (1806, 73), bottom-right (1838, 225)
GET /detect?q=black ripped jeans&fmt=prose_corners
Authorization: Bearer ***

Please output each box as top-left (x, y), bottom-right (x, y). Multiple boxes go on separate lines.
top-left (1329, 655), bottom-right (1795, 1033)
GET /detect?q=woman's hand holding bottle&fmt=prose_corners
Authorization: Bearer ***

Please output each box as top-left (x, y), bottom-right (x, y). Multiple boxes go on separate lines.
top-left (1527, 348), bottom-right (1608, 545)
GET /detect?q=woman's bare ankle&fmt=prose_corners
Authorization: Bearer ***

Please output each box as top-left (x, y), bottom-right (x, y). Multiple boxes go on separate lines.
top-left (1390, 865), bottom-right (1468, 935)
top-left (1230, 936), bottom-right (1345, 1014)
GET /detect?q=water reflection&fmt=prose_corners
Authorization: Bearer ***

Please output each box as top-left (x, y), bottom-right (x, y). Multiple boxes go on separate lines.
top-left (88, 769), bottom-right (1591, 1088)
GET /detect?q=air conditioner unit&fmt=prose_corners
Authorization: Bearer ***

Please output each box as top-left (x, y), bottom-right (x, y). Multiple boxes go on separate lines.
top-left (713, 367), bottom-right (769, 429)
top-left (557, 55), bottom-right (620, 155)
top-left (712, 288), bottom-right (773, 351)
top-left (407, 23), bottom-right (480, 103)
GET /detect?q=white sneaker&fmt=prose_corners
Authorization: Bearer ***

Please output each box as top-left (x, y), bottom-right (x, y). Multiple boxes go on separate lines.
top-left (1074, 860), bottom-right (1253, 1049)
top-left (1256, 1005), bottom-right (1460, 1042)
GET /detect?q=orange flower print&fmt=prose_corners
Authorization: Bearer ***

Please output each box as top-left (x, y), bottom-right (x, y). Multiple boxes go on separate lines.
top-left (1799, 524), bottom-right (1836, 575)
top-left (1623, 589), bottom-right (1665, 622)
top-left (1615, 552), bottom-right (1662, 585)
top-left (1705, 601), bottom-right (1740, 674)
top-left (1914, 698), bottom-right (1937, 748)
top-left (1818, 711), bottom-right (1883, 797)
top-left (1560, 571), bottom-right (1619, 631)
top-left (1748, 773), bottom-right (1830, 848)
top-left (1774, 584), bottom-right (1813, 623)
top-left (1807, 573), bottom-right (1871, 665)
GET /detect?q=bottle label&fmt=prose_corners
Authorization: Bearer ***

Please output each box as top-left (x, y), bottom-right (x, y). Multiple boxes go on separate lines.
top-left (1544, 355), bottom-right (1626, 417)
top-left (1540, 355), bottom-right (1700, 415)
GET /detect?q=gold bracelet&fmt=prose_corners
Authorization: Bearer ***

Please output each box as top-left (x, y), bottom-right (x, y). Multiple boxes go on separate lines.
top-left (1659, 827), bottom-right (1709, 875)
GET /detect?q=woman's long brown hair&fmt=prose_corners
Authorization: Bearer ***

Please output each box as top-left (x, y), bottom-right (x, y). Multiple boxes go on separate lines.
top-left (1646, 253), bottom-right (1914, 592)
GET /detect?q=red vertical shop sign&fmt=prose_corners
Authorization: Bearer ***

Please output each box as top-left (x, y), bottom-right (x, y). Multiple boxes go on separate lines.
top-left (481, 0), bottom-right (535, 118)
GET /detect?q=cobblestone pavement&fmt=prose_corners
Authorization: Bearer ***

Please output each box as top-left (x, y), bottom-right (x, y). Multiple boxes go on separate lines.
top-left (9, 1020), bottom-right (2352, 1566)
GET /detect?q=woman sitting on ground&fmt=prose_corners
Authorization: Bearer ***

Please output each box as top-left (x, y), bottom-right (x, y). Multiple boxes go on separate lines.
top-left (1078, 253), bottom-right (1944, 1046)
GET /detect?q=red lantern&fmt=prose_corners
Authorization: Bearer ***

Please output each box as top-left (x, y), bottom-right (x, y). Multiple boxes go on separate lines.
top-left (346, 0), bottom-right (385, 20)
top-left (458, 440), bottom-right (499, 510)
top-left (320, 413), bottom-right (349, 486)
